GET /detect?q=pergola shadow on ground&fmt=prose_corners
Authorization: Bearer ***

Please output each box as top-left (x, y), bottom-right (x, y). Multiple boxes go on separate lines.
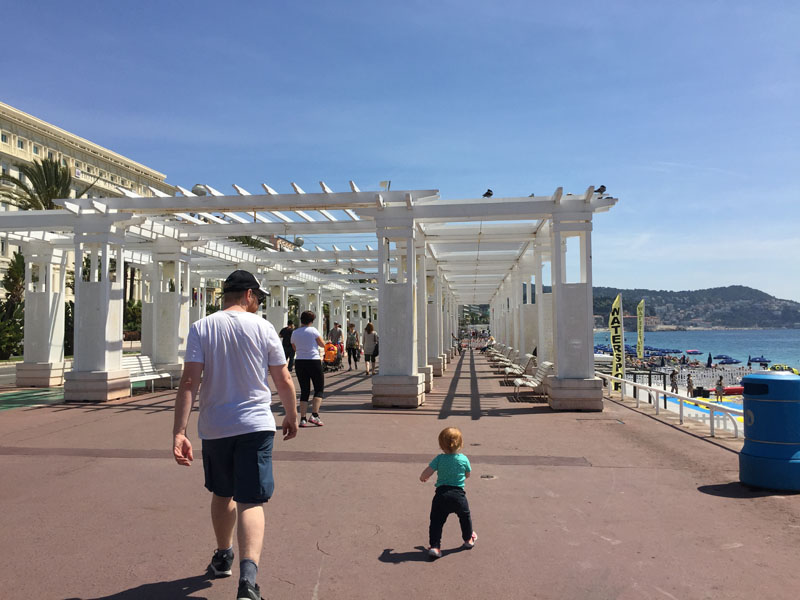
top-left (2, 350), bottom-right (800, 599)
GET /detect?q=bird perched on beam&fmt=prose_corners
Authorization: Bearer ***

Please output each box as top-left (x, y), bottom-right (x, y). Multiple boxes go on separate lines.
top-left (595, 185), bottom-right (606, 194)
top-left (482, 189), bottom-right (493, 198)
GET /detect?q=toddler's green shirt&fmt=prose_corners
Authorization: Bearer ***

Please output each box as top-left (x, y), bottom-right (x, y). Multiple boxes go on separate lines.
top-left (429, 453), bottom-right (471, 487)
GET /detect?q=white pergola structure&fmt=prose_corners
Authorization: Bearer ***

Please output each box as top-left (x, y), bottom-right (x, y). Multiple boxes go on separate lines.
top-left (0, 182), bottom-right (617, 410)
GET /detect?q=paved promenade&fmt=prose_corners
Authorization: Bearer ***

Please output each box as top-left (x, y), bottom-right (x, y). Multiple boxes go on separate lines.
top-left (1, 350), bottom-right (799, 599)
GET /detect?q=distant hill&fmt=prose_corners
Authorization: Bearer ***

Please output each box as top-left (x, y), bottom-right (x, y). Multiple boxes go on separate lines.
top-left (593, 285), bottom-right (800, 329)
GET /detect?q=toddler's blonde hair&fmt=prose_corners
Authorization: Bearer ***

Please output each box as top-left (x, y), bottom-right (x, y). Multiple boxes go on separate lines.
top-left (438, 427), bottom-right (463, 454)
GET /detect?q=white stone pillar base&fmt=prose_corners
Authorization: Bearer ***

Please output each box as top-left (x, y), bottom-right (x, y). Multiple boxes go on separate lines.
top-left (430, 357), bottom-right (445, 377)
top-left (442, 353), bottom-right (450, 366)
top-left (372, 374), bottom-right (425, 408)
top-left (64, 370), bottom-right (131, 402)
top-left (418, 365), bottom-right (434, 392)
top-left (15, 362), bottom-right (65, 387)
top-left (154, 363), bottom-right (183, 388)
top-left (546, 376), bottom-right (604, 412)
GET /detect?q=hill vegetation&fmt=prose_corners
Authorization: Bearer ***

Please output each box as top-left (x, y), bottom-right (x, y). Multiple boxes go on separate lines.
top-left (593, 285), bottom-right (800, 329)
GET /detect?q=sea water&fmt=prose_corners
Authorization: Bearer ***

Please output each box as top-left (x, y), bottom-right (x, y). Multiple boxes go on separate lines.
top-left (593, 328), bottom-right (800, 369)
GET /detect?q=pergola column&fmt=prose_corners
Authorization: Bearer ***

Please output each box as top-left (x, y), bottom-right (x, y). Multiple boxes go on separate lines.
top-left (302, 282), bottom-right (321, 316)
top-left (510, 267), bottom-right (521, 354)
top-left (372, 224), bottom-right (424, 407)
top-left (350, 300), bottom-right (363, 333)
top-left (15, 244), bottom-right (68, 387)
top-left (64, 227), bottom-right (129, 402)
top-left (149, 245), bottom-right (192, 382)
top-left (265, 273), bottom-right (289, 331)
top-left (546, 217), bottom-right (602, 411)
top-left (535, 234), bottom-right (554, 364)
top-left (416, 242), bottom-right (433, 392)
top-left (448, 291), bottom-right (458, 356)
top-left (189, 272), bottom-right (207, 324)
top-left (519, 249), bottom-right (537, 371)
top-left (436, 269), bottom-right (449, 367)
top-left (331, 292), bottom-right (346, 326)
top-left (426, 264), bottom-right (444, 376)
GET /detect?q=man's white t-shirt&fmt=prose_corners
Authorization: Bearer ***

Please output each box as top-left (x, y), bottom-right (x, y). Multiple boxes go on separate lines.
top-left (291, 326), bottom-right (323, 360)
top-left (184, 310), bottom-right (286, 440)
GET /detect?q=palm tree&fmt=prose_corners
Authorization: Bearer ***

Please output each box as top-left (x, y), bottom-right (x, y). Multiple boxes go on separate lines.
top-left (0, 158), bottom-right (98, 210)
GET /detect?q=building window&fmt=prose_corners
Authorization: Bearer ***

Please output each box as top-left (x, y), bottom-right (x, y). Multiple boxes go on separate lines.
top-left (61, 158), bottom-right (67, 167)
top-left (33, 145), bottom-right (40, 155)
top-left (86, 166), bottom-right (93, 174)
top-left (75, 161), bottom-right (82, 169)
top-left (1, 133), bottom-right (8, 144)
top-left (17, 139), bottom-right (25, 150)
top-left (110, 175), bottom-right (116, 182)
top-left (99, 171), bottom-right (105, 178)
top-left (48, 151), bottom-right (54, 160)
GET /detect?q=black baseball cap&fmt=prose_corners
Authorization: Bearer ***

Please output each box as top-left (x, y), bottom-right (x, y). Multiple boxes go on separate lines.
top-left (223, 270), bottom-right (268, 299)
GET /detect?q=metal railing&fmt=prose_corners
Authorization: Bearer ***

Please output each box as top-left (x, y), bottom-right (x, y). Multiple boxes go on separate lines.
top-left (596, 372), bottom-right (743, 438)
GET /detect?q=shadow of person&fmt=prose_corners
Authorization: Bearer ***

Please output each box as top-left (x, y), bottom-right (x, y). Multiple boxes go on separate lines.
top-left (698, 481), bottom-right (800, 499)
top-left (379, 545), bottom-right (468, 564)
top-left (63, 572), bottom-right (214, 600)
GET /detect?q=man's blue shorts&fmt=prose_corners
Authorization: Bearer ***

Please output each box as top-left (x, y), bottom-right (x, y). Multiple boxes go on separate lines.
top-left (202, 430), bottom-right (275, 504)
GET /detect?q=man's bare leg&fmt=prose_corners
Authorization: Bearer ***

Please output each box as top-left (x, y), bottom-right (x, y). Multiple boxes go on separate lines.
top-left (237, 502), bottom-right (265, 565)
top-left (211, 494), bottom-right (236, 550)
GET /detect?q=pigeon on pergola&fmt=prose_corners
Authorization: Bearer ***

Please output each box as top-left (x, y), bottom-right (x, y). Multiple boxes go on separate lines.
top-left (482, 189), bottom-right (493, 198)
top-left (596, 185), bottom-right (607, 194)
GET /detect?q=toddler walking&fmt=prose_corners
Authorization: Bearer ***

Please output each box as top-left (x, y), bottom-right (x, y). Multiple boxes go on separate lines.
top-left (419, 427), bottom-right (478, 559)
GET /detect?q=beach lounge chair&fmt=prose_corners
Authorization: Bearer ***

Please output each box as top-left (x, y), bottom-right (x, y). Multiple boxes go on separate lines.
top-left (489, 346), bottom-right (514, 365)
top-left (494, 350), bottom-right (521, 372)
top-left (486, 343), bottom-right (507, 359)
top-left (504, 353), bottom-right (537, 384)
top-left (512, 361), bottom-right (554, 401)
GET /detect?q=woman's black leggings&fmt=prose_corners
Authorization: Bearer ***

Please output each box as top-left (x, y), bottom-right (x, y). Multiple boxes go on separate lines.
top-left (347, 347), bottom-right (360, 368)
top-left (294, 359), bottom-right (324, 402)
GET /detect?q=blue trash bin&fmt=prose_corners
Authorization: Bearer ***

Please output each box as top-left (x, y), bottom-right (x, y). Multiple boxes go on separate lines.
top-left (739, 371), bottom-right (800, 490)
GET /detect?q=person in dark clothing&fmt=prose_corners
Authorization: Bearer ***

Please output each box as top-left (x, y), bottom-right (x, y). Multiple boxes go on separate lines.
top-left (345, 323), bottom-right (360, 371)
top-left (279, 321), bottom-right (295, 372)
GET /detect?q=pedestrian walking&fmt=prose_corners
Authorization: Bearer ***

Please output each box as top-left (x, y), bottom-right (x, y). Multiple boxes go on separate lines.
top-left (362, 322), bottom-right (379, 376)
top-left (345, 322), bottom-right (360, 371)
top-left (279, 320), bottom-right (295, 372)
top-left (291, 310), bottom-right (326, 427)
top-left (687, 374), bottom-right (694, 398)
top-left (172, 269), bottom-right (298, 600)
top-left (715, 375), bottom-right (725, 401)
top-left (419, 427), bottom-right (477, 560)
top-left (670, 369), bottom-right (679, 394)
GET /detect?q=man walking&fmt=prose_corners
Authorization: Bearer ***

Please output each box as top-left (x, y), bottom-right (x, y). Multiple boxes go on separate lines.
top-left (279, 320), bottom-right (296, 372)
top-left (328, 321), bottom-right (343, 346)
top-left (173, 270), bottom-right (298, 600)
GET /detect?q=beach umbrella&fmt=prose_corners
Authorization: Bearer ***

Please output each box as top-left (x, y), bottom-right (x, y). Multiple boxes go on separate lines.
top-left (706, 353), bottom-right (713, 368)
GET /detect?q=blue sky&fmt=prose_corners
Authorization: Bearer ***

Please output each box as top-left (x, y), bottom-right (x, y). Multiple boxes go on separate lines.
top-left (4, 1), bottom-right (799, 300)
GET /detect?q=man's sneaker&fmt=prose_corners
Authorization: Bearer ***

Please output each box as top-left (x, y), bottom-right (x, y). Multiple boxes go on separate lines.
top-left (308, 415), bottom-right (324, 427)
top-left (237, 579), bottom-right (262, 600)
top-left (428, 547), bottom-right (442, 559)
top-left (463, 531), bottom-right (478, 548)
top-left (208, 548), bottom-right (233, 577)
top-left (299, 417), bottom-right (309, 427)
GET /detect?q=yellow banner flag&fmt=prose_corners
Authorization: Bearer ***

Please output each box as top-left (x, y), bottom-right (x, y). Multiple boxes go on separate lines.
top-left (636, 299), bottom-right (645, 359)
top-left (608, 294), bottom-right (625, 390)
